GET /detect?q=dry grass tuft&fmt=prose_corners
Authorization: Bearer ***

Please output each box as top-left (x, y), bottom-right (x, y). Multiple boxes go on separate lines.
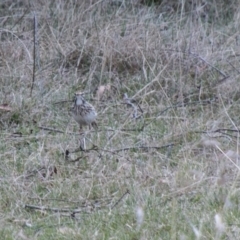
top-left (1, 0), bottom-right (240, 239)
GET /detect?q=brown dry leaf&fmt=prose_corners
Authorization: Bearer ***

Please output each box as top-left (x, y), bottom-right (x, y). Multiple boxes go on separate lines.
top-left (96, 84), bottom-right (111, 100)
top-left (0, 104), bottom-right (12, 112)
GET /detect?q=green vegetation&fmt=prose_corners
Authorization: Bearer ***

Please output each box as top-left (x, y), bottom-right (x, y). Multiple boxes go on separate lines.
top-left (1, 0), bottom-right (240, 239)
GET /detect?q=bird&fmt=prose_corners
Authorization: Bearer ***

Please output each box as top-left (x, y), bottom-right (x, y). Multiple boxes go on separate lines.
top-left (72, 92), bottom-right (97, 130)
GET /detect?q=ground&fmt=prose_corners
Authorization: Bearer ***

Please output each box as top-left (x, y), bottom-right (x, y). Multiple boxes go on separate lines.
top-left (1, 0), bottom-right (240, 239)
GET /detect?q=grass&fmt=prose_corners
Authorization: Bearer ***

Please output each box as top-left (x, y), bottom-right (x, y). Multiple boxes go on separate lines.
top-left (1, 0), bottom-right (240, 239)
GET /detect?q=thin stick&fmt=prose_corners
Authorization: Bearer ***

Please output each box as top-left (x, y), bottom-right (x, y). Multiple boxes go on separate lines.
top-left (11, 7), bottom-right (29, 30)
top-left (25, 204), bottom-right (86, 214)
top-left (38, 126), bottom-right (81, 135)
top-left (53, 100), bottom-right (73, 105)
top-left (159, 98), bottom-right (216, 114)
top-left (192, 53), bottom-right (227, 77)
top-left (111, 189), bottom-right (130, 209)
top-left (196, 128), bottom-right (240, 133)
top-left (194, 128), bottom-right (240, 139)
top-left (38, 126), bottom-right (66, 134)
top-left (30, 13), bottom-right (37, 97)
top-left (113, 144), bottom-right (175, 153)
top-left (28, 196), bottom-right (112, 204)
top-left (226, 59), bottom-right (240, 74)
top-left (161, 49), bottom-right (227, 78)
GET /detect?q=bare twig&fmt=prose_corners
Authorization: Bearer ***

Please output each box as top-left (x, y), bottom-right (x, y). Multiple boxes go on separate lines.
top-left (53, 100), bottom-right (73, 105)
top-left (111, 189), bottom-right (130, 209)
top-left (66, 142), bottom-right (175, 158)
top-left (191, 52), bottom-right (227, 77)
top-left (226, 59), bottom-right (240, 74)
top-left (196, 128), bottom-right (240, 133)
top-left (30, 13), bottom-right (37, 97)
top-left (11, 7), bottom-right (29, 30)
top-left (27, 196), bottom-right (112, 205)
top-left (95, 147), bottom-right (128, 159)
top-left (153, 97), bottom-right (217, 119)
top-left (194, 128), bottom-right (240, 139)
top-left (212, 76), bottom-right (230, 88)
top-left (38, 126), bottom-right (66, 134)
top-left (38, 126), bottom-right (84, 135)
top-left (113, 144), bottom-right (175, 153)
top-left (25, 204), bottom-right (84, 214)
top-left (162, 49), bottom-right (227, 77)
top-left (38, 125), bottom-right (145, 135)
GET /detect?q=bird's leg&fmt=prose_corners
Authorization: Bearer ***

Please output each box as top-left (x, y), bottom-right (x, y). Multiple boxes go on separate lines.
top-left (91, 121), bottom-right (98, 130)
top-left (79, 125), bottom-right (85, 151)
